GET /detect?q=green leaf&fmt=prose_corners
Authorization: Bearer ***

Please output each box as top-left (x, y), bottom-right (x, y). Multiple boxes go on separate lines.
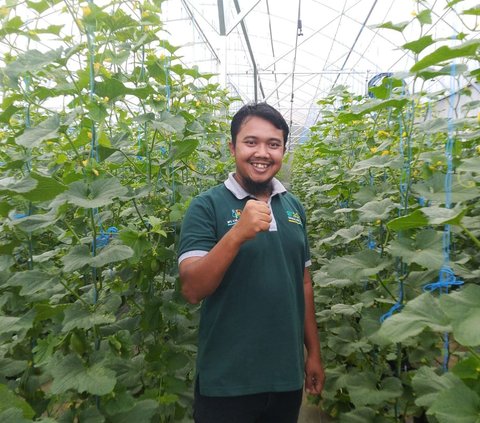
top-left (32, 333), bottom-right (64, 366)
top-left (319, 224), bottom-right (364, 246)
top-left (339, 407), bottom-right (377, 423)
top-left (417, 9), bottom-right (432, 25)
top-left (377, 293), bottom-right (450, 343)
top-left (422, 206), bottom-right (467, 226)
top-left (0, 408), bottom-right (32, 423)
top-left (452, 355), bottom-right (480, 380)
top-left (26, 0), bottom-right (51, 14)
top-left (87, 102), bottom-right (108, 122)
top-left (0, 175), bottom-right (37, 194)
top-left (373, 21), bottom-right (409, 32)
top-left (65, 177), bottom-right (128, 208)
top-left (0, 310), bottom-right (35, 339)
top-left (168, 139), bottom-right (199, 161)
top-left (0, 384), bottom-right (35, 418)
top-left (403, 35), bottom-right (435, 54)
top-left (411, 40), bottom-right (480, 72)
top-left (325, 250), bottom-right (392, 283)
top-left (463, 6), bottom-right (480, 15)
top-left (418, 63), bottom-right (468, 80)
top-left (5, 270), bottom-right (61, 301)
top-left (78, 406), bottom-right (105, 423)
top-left (357, 198), bottom-right (396, 222)
top-left (340, 98), bottom-right (409, 122)
top-left (62, 244), bottom-right (133, 272)
top-left (412, 366), bottom-right (459, 408)
top-left (346, 373), bottom-right (402, 406)
top-left (387, 209), bottom-right (428, 231)
top-left (0, 104), bottom-right (20, 123)
top-left (412, 172), bottom-right (479, 203)
top-left (15, 115), bottom-right (60, 148)
top-left (440, 284), bottom-right (480, 346)
top-left (4, 48), bottom-right (63, 79)
top-left (351, 155), bottom-right (402, 173)
top-left (110, 399), bottom-right (158, 423)
top-left (152, 111), bottom-right (186, 135)
top-left (22, 172), bottom-right (67, 202)
top-left (118, 229), bottom-right (151, 263)
top-left (0, 358), bottom-right (27, 377)
top-left (62, 302), bottom-right (117, 332)
top-left (11, 209), bottom-right (58, 232)
top-left (387, 229), bottom-right (443, 269)
top-left (429, 383), bottom-right (480, 423)
top-left (458, 157), bottom-right (480, 173)
top-left (48, 352), bottom-right (116, 395)
top-left (95, 78), bottom-right (130, 100)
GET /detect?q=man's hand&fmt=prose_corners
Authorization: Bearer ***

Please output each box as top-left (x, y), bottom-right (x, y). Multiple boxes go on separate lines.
top-left (305, 354), bottom-right (325, 395)
top-left (231, 199), bottom-right (271, 241)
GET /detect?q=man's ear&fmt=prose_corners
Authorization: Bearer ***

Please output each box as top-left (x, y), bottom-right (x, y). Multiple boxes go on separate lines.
top-left (228, 141), bottom-right (235, 156)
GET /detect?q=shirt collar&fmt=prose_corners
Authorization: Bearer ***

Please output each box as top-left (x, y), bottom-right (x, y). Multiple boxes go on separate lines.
top-left (224, 172), bottom-right (287, 200)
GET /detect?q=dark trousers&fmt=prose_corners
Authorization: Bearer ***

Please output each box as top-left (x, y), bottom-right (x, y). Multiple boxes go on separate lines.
top-left (193, 379), bottom-right (303, 423)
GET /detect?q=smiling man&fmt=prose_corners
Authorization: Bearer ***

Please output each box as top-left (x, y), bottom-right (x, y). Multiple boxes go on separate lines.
top-left (178, 102), bottom-right (324, 423)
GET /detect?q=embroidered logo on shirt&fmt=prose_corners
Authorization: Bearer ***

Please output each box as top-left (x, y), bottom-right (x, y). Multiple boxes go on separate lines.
top-left (286, 210), bottom-right (302, 225)
top-left (227, 209), bottom-right (242, 227)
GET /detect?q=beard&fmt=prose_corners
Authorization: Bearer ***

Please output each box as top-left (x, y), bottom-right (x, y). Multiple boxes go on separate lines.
top-left (242, 177), bottom-right (273, 198)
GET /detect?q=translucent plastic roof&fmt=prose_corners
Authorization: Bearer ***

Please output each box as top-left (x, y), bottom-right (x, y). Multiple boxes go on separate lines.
top-left (163, 0), bottom-right (479, 144)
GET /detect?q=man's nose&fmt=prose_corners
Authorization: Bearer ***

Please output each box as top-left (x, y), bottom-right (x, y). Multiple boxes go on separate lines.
top-left (254, 143), bottom-right (269, 156)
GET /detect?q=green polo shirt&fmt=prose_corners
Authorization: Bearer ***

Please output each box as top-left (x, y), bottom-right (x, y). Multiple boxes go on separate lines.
top-left (178, 173), bottom-right (310, 396)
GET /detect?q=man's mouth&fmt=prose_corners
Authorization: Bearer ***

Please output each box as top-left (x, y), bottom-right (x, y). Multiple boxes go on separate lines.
top-left (250, 162), bottom-right (270, 169)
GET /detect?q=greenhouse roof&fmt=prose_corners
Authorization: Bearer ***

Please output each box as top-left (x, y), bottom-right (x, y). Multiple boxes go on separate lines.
top-left (162, 0), bottom-right (480, 145)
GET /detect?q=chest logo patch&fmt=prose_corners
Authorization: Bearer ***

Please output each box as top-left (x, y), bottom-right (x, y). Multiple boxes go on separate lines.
top-left (286, 210), bottom-right (302, 225)
top-left (227, 209), bottom-right (242, 227)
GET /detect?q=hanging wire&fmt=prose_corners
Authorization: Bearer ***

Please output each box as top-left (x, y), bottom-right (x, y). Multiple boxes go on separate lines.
top-left (423, 59), bottom-right (464, 372)
top-left (287, 0), bottom-right (302, 145)
top-left (380, 93), bottom-right (413, 323)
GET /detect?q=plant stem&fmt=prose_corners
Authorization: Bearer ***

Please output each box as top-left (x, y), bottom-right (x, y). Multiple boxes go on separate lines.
top-left (460, 224), bottom-right (480, 248)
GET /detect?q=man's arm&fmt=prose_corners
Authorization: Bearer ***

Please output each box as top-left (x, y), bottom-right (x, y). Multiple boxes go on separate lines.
top-left (179, 199), bottom-right (271, 304)
top-left (303, 268), bottom-right (325, 395)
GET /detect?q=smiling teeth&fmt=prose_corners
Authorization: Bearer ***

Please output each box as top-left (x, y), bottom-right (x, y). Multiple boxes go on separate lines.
top-left (252, 163), bottom-right (268, 169)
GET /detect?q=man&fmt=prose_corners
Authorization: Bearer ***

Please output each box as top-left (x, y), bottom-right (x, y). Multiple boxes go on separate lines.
top-left (178, 102), bottom-right (324, 423)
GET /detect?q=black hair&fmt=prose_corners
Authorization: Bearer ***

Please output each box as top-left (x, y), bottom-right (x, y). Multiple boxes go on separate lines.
top-left (230, 102), bottom-right (289, 146)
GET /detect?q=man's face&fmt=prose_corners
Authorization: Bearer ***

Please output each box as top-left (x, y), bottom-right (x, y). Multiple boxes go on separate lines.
top-left (229, 116), bottom-right (285, 196)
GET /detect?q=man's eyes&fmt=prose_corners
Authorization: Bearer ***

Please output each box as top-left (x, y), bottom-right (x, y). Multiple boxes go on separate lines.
top-left (244, 140), bottom-right (281, 148)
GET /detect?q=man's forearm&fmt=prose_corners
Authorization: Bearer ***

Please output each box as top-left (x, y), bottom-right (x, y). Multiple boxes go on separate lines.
top-left (304, 269), bottom-right (321, 357)
top-left (179, 227), bottom-right (244, 304)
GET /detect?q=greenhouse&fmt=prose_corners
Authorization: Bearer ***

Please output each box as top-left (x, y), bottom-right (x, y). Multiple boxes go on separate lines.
top-left (0, 0), bottom-right (479, 422)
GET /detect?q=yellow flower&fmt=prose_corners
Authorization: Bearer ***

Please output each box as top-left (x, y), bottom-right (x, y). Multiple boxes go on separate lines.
top-left (93, 62), bottom-right (101, 73)
top-left (195, 100), bottom-right (201, 107)
top-left (411, 10), bottom-right (417, 16)
top-left (477, 111), bottom-right (480, 123)
top-left (370, 147), bottom-right (378, 154)
top-left (92, 168), bottom-right (99, 176)
top-left (82, 159), bottom-right (88, 167)
top-left (0, 6), bottom-right (9, 18)
top-left (87, 131), bottom-right (93, 139)
top-left (436, 160), bottom-right (443, 166)
top-left (381, 150), bottom-right (390, 156)
top-left (476, 145), bottom-right (480, 154)
top-left (82, 6), bottom-right (91, 17)
top-left (376, 219), bottom-right (382, 225)
top-left (377, 130), bottom-right (390, 138)
top-left (103, 96), bottom-right (109, 103)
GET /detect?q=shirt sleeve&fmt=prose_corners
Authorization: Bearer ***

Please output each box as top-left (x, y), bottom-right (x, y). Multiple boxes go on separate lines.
top-left (177, 195), bottom-right (218, 265)
top-left (298, 199), bottom-right (311, 267)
